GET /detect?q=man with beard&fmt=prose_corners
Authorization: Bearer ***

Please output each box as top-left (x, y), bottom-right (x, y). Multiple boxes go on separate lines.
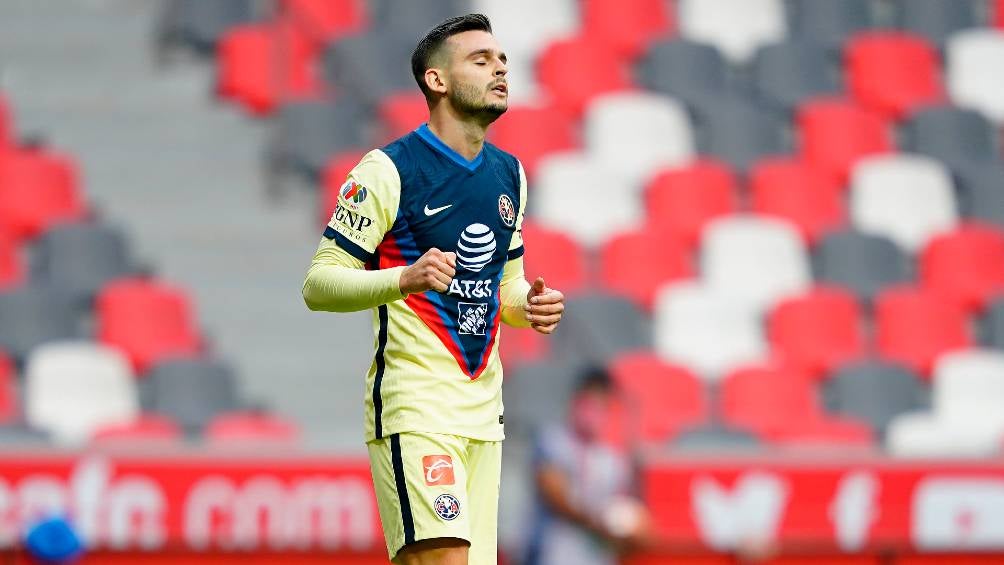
top-left (302, 14), bottom-right (565, 565)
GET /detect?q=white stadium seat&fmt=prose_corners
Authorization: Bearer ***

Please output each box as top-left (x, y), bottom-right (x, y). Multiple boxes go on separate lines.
top-left (947, 29), bottom-right (1004, 124)
top-left (678, 0), bottom-right (788, 63)
top-left (700, 215), bottom-right (811, 313)
top-left (850, 154), bottom-right (958, 253)
top-left (25, 341), bottom-right (139, 445)
top-left (887, 349), bottom-right (1004, 457)
top-left (584, 92), bottom-right (695, 192)
top-left (653, 281), bottom-right (768, 381)
top-left (534, 152), bottom-right (642, 248)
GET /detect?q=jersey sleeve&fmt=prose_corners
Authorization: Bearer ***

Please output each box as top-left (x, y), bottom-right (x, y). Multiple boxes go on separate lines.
top-left (500, 161), bottom-right (532, 327)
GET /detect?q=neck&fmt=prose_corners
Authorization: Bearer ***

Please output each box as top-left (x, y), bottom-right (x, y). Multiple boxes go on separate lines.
top-left (426, 104), bottom-right (489, 161)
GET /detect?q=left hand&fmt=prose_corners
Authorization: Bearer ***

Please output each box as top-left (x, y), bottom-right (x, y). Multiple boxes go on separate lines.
top-left (525, 277), bottom-right (564, 334)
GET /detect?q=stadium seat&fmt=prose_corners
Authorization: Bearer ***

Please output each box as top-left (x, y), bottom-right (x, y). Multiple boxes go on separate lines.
top-left (0, 229), bottom-right (22, 290)
top-left (608, 353), bottom-right (708, 444)
top-left (644, 159), bottom-right (739, 248)
top-left (892, 0), bottom-right (982, 46)
top-left (498, 323), bottom-right (549, 370)
top-left (490, 105), bottom-right (577, 180)
top-left (887, 349), bottom-right (1004, 456)
top-left (550, 293), bottom-right (651, 368)
top-left (520, 220), bottom-right (588, 297)
top-left (997, 0), bottom-right (1004, 28)
top-left (957, 163), bottom-right (1004, 228)
top-left (825, 360), bottom-right (928, 437)
top-left (695, 95), bottom-right (787, 171)
top-left (584, 92), bottom-right (695, 190)
top-left (278, 0), bottom-right (366, 44)
top-left (146, 358), bottom-right (240, 433)
top-left (0, 350), bottom-right (15, 425)
top-left (875, 286), bottom-right (972, 376)
top-left (719, 365), bottom-right (818, 440)
top-left (678, 0), bottom-right (787, 64)
top-left (654, 282), bottom-right (767, 381)
top-left (636, 39), bottom-right (729, 110)
top-left (534, 152), bottom-right (641, 247)
top-left (205, 411), bottom-right (300, 444)
top-left (846, 32), bottom-right (943, 119)
top-left (0, 425), bottom-right (49, 446)
top-left (473, 0), bottom-right (578, 65)
top-left (155, 0), bottom-right (257, 57)
top-left (267, 99), bottom-right (366, 182)
top-left (91, 414), bottom-right (183, 444)
top-left (983, 296), bottom-right (1004, 350)
top-left (920, 224), bottom-right (1004, 312)
top-left (902, 105), bottom-right (998, 172)
top-left (600, 225), bottom-right (693, 309)
top-left (581, 0), bottom-right (672, 60)
top-left (814, 229), bottom-right (912, 302)
top-left (849, 154), bottom-right (958, 252)
top-left (503, 359), bottom-right (586, 438)
top-left (537, 37), bottom-right (633, 117)
top-left (368, 0), bottom-right (471, 35)
top-left (24, 341), bottom-right (138, 445)
top-left (321, 31), bottom-right (416, 111)
top-left (947, 29), bottom-right (1004, 124)
top-left (700, 215), bottom-right (811, 313)
top-left (96, 278), bottom-right (202, 374)
top-left (749, 157), bottom-right (845, 244)
top-left (377, 92), bottom-right (428, 142)
top-left (0, 286), bottom-right (78, 362)
top-left (0, 94), bottom-right (11, 147)
top-left (752, 41), bottom-right (842, 111)
top-left (671, 424), bottom-right (762, 451)
top-left (767, 286), bottom-right (865, 379)
top-left (30, 222), bottom-right (134, 307)
top-left (319, 150), bottom-right (366, 225)
top-left (788, 0), bottom-right (876, 49)
top-left (0, 147), bottom-right (86, 241)
top-left (797, 98), bottom-right (894, 184)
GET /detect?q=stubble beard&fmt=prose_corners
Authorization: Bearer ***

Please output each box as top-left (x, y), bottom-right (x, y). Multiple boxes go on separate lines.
top-left (449, 80), bottom-right (507, 124)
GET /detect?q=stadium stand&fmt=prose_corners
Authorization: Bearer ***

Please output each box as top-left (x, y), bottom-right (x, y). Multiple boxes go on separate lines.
top-left (30, 222), bottom-right (135, 308)
top-left (813, 229), bottom-right (912, 302)
top-left (91, 413), bottom-right (183, 444)
top-left (636, 39), bottom-right (729, 110)
top-left (549, 292), bottom-right (651, 368)
top-left (749, 156), bottom-right (845, 244)
top-left (788, 0), bottom-right (876, 49)
top-left (582, 0), bottom-right (671, 60)
top-left (0, 285), bottom-right (79, 363)
top-left (0, 146), bottom-right (86, 241)
top-left (204, 411), bottom-right (301, 444)
top-left (892, 0), bottom-right (983, 45)
top-left (845, 32), bottom-right (943, 119)
top-left (984, 296), bottom-right (1004, 349)
top-left (694, 95), bottom-right (788, 171)
top-left (767, 286), bottom-right (865, 380)
top-left (947, 28), bottom-right (1004, 124)
top-left (0, 351), bottom-right (16, 425)
top-left (920, 223), bottom-right (1004, 312)
top-left (143, 358), bottom-right (241, 435)
top-left (825, 360), bottom-right (929, 438)
top-left (751, 41), bottom-right (842, 112)
top-left (797, 97), bottom-right (894, 183)
top-left (600, 225), bottom-right (693, 309)
top-left (902, 104), bottom-right (998, 172)
top-left (155, 0), bottom-right (258, 59)
top-left (875, 286), bottom-right (972, 376)
top-left (519, 220), bottom-right (588, 297)
top-left (644, 158), bottom-right (738, 248)
top-left (958, 162), bottom-right (1004, 227)
top-left (489, 105), bottom-right (578, 179)
top-left (536, 36), bottom-right (632, 117)
top-left (608, 352), bottom-right (707, 444)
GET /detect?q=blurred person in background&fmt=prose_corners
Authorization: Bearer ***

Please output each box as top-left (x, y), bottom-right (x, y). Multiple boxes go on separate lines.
top-left (523, 366), bottom-right (651, 565)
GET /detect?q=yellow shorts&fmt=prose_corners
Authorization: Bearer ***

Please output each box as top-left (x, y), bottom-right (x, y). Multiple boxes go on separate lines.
top-left (367, 432), bottom-right (501, 564)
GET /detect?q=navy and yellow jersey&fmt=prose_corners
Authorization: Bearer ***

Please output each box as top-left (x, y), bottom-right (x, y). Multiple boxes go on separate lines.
top-left (304, 124), bottom-right (531, 442)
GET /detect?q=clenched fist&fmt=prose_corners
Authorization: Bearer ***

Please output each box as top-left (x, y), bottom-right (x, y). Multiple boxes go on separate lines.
top-left (399, 248), bottom-right (456, 295)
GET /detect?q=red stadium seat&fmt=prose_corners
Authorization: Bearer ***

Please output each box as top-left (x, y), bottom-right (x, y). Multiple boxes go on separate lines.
top-left (767, 286), bottom-right (865, 380)
top-left (644, 159), bottom-right (738, 248)
top-left (498, 327), bottom-right (549, 370)
top-left (609, 352), bottom-right (708, 443)
top-left (846, 32), bottom-right (944, 119)
top-left (205, 411), bottom-right (300, 444)
top-left (582, 0), bottom-right (674, 60)
top-left (96, 278), bottom-right (202, 374)
top-left (797, 98), bottom-right (894, 184)
top-left (91, 414), bottom-right (182, 443)
top-left (777, 416), bottom-right (873, 446)
top-left (520, 220), bottom-right (588, 296)
top-left (600, 225), bottom-right (693, 309)
top-left (997, 0), bottom-right (1004, 28)
top-left (537, 37), bottom-right (633, 117)
top-left (0, 350), bottom-right (16, 424)
top-left (920, 223), bottom-right (1004, 312)
top-left (490, 105), bottom-right (577, 180)
top-left (749, 157), bottom-right (845, 244)
top-left (378, 93), bottom-right (428, 142)
top-left (216, 21), bottom-right (321, 117)
top-left (279, 0), bottom-right (366, 44)
top-left (320, 150), bottom-right (366, 225)
top-left (0, 147), bottom-right (85, 241)
top-left (0, 229), bottom-right (22, 290)
top-left (720, 365), bottom-right (819, 439)
top-left (875, 286), bottom-right (971, 376)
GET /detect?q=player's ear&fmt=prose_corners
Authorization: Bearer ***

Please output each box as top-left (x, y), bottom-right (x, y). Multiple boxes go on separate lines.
top-left (424, 67), bottom-right (448, 96)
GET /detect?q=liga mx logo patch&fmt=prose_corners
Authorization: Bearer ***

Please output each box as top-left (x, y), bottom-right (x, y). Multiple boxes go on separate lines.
top-left (434, 493), bottom-right (461, 521)
top-left (339, 180), bottom-right (368, 209)
top-left (458, 302), bottom-right (488, 335)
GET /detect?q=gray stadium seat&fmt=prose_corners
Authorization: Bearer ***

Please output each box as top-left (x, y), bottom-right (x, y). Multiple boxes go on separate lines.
top-left (369, 0), bottom-right (473, 36)
top-left (694, 96), bottom-right (788, 171)
top-left (31, 222), bottom-right (134, 307)
top-left (502, 360), bottom-right (586, 439)
top-left (321, 32), bottom-right (418, 110)
top-left (892, 0), bottom-right (983, 46)
top-left (549, 293), bottom-right (652, 368)
top-left (902, 105), bottom-right (998, 172)
top-left (982, 296), bottom-right (1004, 350)
top-left (636, 40), bottom-right (729, 110)
top-left (266, 99), bottom-right (367, 185)
top-left (788, 0), bottom-right (875, 49)
top-left (0, 287), bottom-right (79, 363)
top-left (0, 425), bottom-right (50, 446)
top-left (155, 0), bottom-right (257, 57)
top-left (956, 163), bottom-right (1004, 228)
top-left (814, 229), bottom-right (912, 302)
top-left (824, 360), bottom-right (929, 436)
top-left (752, 41), bottom-right (841, 111)
top-left (146, 358), bottom-right (240, 434)
top-left (671, 424), bottom-right (761, 451)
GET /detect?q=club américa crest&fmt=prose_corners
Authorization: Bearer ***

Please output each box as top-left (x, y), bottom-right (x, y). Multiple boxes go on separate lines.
top-left (498, 194), bottom-right (515, 228)
top-left (433, 493), bottom-right (461, 521)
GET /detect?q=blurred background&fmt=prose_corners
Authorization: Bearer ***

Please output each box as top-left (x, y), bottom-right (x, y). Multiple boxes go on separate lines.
top-left (0, 0), bottom-right (1003, 563)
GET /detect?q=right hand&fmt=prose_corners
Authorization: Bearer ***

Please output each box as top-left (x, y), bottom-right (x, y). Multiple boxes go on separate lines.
top-left (399, 248), bottom-right (456, 295)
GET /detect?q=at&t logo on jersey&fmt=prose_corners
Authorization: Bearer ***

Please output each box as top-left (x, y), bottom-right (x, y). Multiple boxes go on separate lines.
top-left (458, 302), bottom-right (488, 335)
top-left (456, 223), bottom-right (496, 272)
top-left (422, 455), bottom-right (455, 486)
top-left (434, 494), bottom-right (461, 521)
top-left (339, 181), bottom-right (368, 209)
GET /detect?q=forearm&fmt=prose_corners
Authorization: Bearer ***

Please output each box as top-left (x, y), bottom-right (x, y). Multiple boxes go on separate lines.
top-left (500, 258), bottom-right (532, 327)
top-left (302, 242), bottom-right (406, 312)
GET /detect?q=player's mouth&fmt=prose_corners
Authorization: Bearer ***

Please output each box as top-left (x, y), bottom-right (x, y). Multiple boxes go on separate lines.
top-left (490, 82), bottom-right (508, 96)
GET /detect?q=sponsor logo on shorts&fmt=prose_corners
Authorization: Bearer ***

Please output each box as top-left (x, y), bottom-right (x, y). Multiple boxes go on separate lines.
top-left (434, 493), bottom-right (461, 521)
top-left (423, 455), bottom-right (455, 486)
top-left (458, 302), bottom-right (488, 335)
top-left (498, 194), bottom-right (515, 228)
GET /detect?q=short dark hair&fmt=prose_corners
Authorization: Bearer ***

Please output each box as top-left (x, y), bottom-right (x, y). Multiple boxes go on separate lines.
top-left (411, 14), bottom-right (493, 99)
top-left (574, 366), bottom-right (613, 394)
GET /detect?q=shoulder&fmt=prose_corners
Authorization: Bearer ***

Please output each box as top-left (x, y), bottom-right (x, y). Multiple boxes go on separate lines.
top-left (483, 141), bottom-right (522, 188)
top-left (379, 131), bottom-right (426, 180)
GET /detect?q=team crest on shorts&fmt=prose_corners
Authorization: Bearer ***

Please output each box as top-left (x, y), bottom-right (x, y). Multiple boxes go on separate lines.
top-left (458, 302), bottom-right (488, 335)
top-left (434, 493), bottom-right (461, 521)
top-left (498, 194), bottom-right (515, 228)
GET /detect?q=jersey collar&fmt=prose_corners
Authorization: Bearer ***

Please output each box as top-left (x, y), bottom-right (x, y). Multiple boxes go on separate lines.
top-left (415, 123), bottom-right (484, 172)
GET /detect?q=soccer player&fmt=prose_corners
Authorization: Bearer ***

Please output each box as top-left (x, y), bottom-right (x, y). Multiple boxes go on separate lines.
top-left (301, 13), bottom-right (565, 565)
